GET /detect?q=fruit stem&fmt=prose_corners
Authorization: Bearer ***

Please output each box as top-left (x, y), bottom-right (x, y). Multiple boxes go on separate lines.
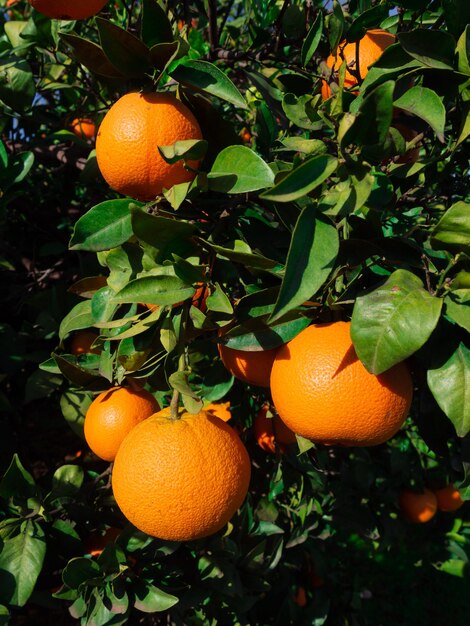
top-left (169, 387), bottom-right (181, 421)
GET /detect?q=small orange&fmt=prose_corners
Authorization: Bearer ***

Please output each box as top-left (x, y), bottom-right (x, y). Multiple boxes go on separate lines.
top-left (112, 407), bottom-right (251, 541)
top-left (240, 129), bottom-right (252, 143)
top-left (293, 585), bottom-right (307, 607)
top-left (29, 0), bottom-right (108, 20)
top-left (433, 484), bottom-right (464, 512)
top-left (270, 322), bottom-right (413, 446)
top-left (218, 339), bottom-right (279, 388)
top-left (70, 330), bottom-right (100, 356)
top-left (321, 29), bottom-right (395, 99)
top-left (96, 91), bottom-right (203, 201)
top-left (84, 527), bottom-right (121, 557)
top-left (71, 118), bottom-right (96, 140)
top-left (399, 489), bottom-right (438, 523)
top-left (84, 386), bottom-right (159, 461)
top-left (253, 404), bottom-right (296, 453)
top-left (205, 401), bottom-right (231, 422)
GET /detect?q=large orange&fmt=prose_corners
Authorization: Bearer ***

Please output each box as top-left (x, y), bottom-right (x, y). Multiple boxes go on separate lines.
top-left (321, 29), bottom-right (395, 99)
top-left (253, 403), bottom-right (297, 453)
top-left (270, 321), bottom-right (413, 446)
top-left (433, 484), bottom-right (464, 512)
top-left (84, 386), bottom-right (159, 461)
top-left (96, 92), bottom-right (203, 201)
top-left (218, 343), bottom-right (279, 388)
top-left (112, 407), bottom-right (251, 541)
top-left (399, 489), bottom-right (437, 523)
top-left (29, 0), bottom-right (108, 20)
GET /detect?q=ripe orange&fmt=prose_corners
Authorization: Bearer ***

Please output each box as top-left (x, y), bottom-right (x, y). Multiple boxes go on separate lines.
top-left (399, 489), bottom-right (438, 523)
top-left (205, 401), bottom-right (231, 422)
top-left (29, 0), bottom-right (108, 20)
top-left (112, 407), bottom-right (251, 541)
top-left (321, 29), bottom-right (395, 99)
top-left (270, 321), bottom-right (413, 446)
top-left (96, 92), bottom-right (203, 201)
top-left (253, 403), bottom-right (296, 453)
top-left (240, 129), bottom-right (252, 143)
top-left (84, 527), bottom-right (121, 557)
top-left (433, 484), bottom-right (464, 512)
top-left (84, 386), bottom-right (159, 462)
top-left (70, 118), bottom-right (96, 140)
top-left (70, 330), bottom-right (100, 355)
top-left (218, 341), bottom-right (279, 388)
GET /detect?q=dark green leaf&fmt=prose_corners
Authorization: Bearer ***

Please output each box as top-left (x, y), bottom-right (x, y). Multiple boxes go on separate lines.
top-left (397, 29), bottom-right (455, 70)
top-left (282, 93), bottom-right (323, 130)
top-left (60, 390), bottom-right (91, 439)
top-left (430, 201), bottom-right (470, 253)
top-left (445, 290), bottom-right (470, 332)
top-left (48, 465), bottom-right (84, 502)
top-left (270, 209), bottom-right (339, 322)
top-left (208, 146), bottom-right (275, 193)
top-left (141, 0), bottom-right (173, 47)
top-left (0, 455), bottom-right (36, 501)
top-left (0, 57), bottom-right (35, 112)
top-left (59, 301), bottom-right (94, 341)
top-left (60, 33), bottom-right (124, 78)
top-left (351, 269), bottom-right (443, 374)
top-left (456, 25), bottom-right (470, 76)
top-left (260, 155), bottom-right (337, 202)
top-left (347, 6), bottom-right (390, 42)
top-left (221, 313), bottom-right (310, 351)
top-left (62, 557), bottom-right (102, 590)
top-left (112, 276), bottom-right (194, 306)
top-left (394, 86), bottom-right (446, 142)
top-left (131, 209), bottom-right (196, 262)
top-left (97, 18), bottom-right (151, 78)
top-left (70, 200), bottom-right (141, 252)
top-left (201, 239), bottom-right (281, 271)
top-left (52, 354), bottom-right (107, 389)
top-left (329, 0), bottom-right (344, 53)
top-left (301, 12), bottom-right (323, 66)
top-left (170, 60), bottom-right (246, 108)
top-left (158, 139), bottom-right (208, 164)
top-left (134, 582), bottom-right (179, 613)
top-left (428, 342), bottom-right (470, 437)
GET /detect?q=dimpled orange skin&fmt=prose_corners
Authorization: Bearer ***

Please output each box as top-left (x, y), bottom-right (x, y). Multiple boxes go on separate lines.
top-left (29, 0), bottom-right (109, 20)
top-left (434, 484), bottom-right (464, 512)
top-left (96, 92), bottom-right (203, 201)
top-left (270, 322), bottom-right (413, 446)
top-left (399, 489), bottom-right (438, 523)
top-left (218, 343), bottom-right (279, 388)
top-left (254, 404), bottom-right (297, 453)
top-left (112, 407), bottom-right (251, 541)
top-left (321, 29), bottom-right (395, 99)
top-left (71, 118), bottom-right (96, 141)
top-left (84, 386), bottom-right (159, 462)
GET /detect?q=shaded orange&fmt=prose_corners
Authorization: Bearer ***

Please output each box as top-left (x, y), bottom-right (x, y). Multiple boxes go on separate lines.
top-left (84, 527), bottom-right (121, 558)
top-left (399, 489), bottom-right (437, 523)
top-left (96, 91), bottom-right (203, 201)
top-left (205, 401), bottom-right (231, 422)
top-left (70, 330), bottom-right (100, 355)
top-left (71, 118), bottom-right (96, 140)
top-left (321, 29), bottom-right (395, 99)
top-left (84, 386), bottom-right (159, 461)
top-left (434, 484), bottom-right (464, 512)
top-left (270, 322), bottom-right (413, 446)
top-left (29, 0), bottom-right (108, 19)
top-left (253, 403), bottom-right (296, 453)
top-left (112, 407), bottom-right (251, 541)
top-left (294, 585), bottom-right (307, 607)
top-left (218, 342), bottom-right (279, 388)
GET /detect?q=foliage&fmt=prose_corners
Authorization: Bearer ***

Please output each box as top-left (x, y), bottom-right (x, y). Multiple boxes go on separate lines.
top-left (0, 0), bottom-right (469, 624)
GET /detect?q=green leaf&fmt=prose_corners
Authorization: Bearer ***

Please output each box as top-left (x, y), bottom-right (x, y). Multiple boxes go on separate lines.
top-left (430, 201), bottom-right (470, 254)
top-left (60, 33), bottom-right (124, 78)
top-left (301, 13), bottom-right (323, 66)
top-left (60, 389), bottom-right (91, 438)
top-left (397, 29), bottom-right (455, 70)
top-left (70, 200), bottom-right (141, 252)
top-left (221, 313), bottom-right (310, 351)
top-left (445, 291), bottom-right (470, 332)
top-left (346, 5), bottom-right (391, 42)
top-left (270, 209), bottom-right (339, 322)
top-left (282, 93), bottom-right (322, 130)
top-left (141, 0), bottom-right (173, 47)
top-left (0, 605), bottom-right (9, 625)
top-left (170, 60), bottom-right (247, 109)
top-left (456, 25), bottom-right (470, 76)
top-left (134, 582), bottom-right (179, 613)
top-left (351, 269), bottom-right (443, 374)
top-left (328, 0), bottom-right (344, 53)
top-left (158, 139), bottom-right (208, 164)
top-left (201, 239), bottom-right (281, 271)
top-left (0, 521), bottom-right (46, 607)
top-left (52, 354), bottom-right (107, 389)
top-left (96, 18), bottom-right (151, 78)
top-left (277, 137), bottom-right (327, 156)
top-left (59, 301), bottom-right (94, 341)
top-left (260, 155), bottom-right (337, 203)
top-left (112, 276), bottom-right (194, 307)
top-left (394, 86), bottom-right (446, 142)
top-left (0, 455), bottom-right (36, 501)
top-left (48, 465), bottom-right (84, 502)
top-left (205, 283), bottom-right (233, 314)
top-left (131, 209), bottom-right (196, 262)
top-left (62, 557), bottom-right (102, 590)
top-left (208, 146), bottom-right (275, 193)
top-left (428, 342), bottom-right (470, 437)
top-left (0, 57), bottom-right (35, 112)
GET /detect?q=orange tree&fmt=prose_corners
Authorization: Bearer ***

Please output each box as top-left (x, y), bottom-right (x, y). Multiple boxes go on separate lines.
top-left (0, 0), bottom-right (469, 624)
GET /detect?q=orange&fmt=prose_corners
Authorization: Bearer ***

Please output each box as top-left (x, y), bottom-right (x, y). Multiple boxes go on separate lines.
top-left (96, 92), bottom-right (203, 201)
top-left (218, 341), bottom-right (279, 388)
top-left (253, 403), bottom-right (296, 453)
top-left (270, 321), bottom-right (413, 446)
top-left (434, 484), bottom-right (464, 512)
top-left (84, 386), bottom-right (159, 461)
top-left (240, 129), bottom-right (252, 143)
top-left (70, 118), bottom-right (96, 140)
top-left (399, 489), bottom-right (437, 523)
top-left (112, 407), bottom-right (251, 541)
top-left (293, 585), bottom-right (307, 607)
top-left (205, 401), bottom-right (231, 422)
top-left (321, 29), bottom-right (395, 99)
top-left (84, 527), bottom-right (121, 557)
top-left (29, 0), bottom-right (108, 19)
top-left (70, 330), bottom-right (100, 355)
